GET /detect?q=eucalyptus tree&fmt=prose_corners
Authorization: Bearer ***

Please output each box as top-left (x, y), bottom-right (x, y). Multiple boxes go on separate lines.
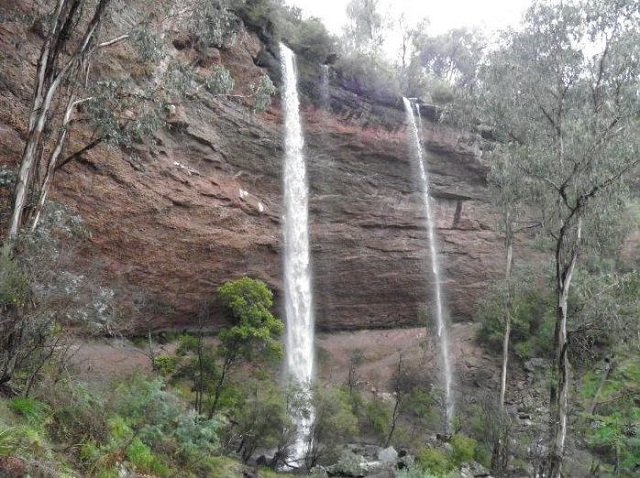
top-left (414, 27), bottom-right (485, 92)
top-left (3, 0), bottom-right (250, 254)
top-left (477, 1), bottom-right (640, 476)
top-left (343, 0), bottom-right (389, 55)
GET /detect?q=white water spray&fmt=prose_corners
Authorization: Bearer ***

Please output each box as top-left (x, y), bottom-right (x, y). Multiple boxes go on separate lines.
top-left (403, 97), bottom-right (454, 434)
top-left (320, 64), bottom-right (330, 111)
top-left (280, 43), bottom-right (315, 465)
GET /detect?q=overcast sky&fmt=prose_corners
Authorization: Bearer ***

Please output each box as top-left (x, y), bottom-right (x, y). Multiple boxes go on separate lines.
top-left (285, 0), bottom-right (532, 36)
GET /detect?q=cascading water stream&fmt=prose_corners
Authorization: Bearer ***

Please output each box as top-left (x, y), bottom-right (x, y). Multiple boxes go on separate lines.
top-left (319, 64), bottom-right (330, 111)
top-left (280, 43), bottom-right (315, 465)
top-left (403, 97), bottom-right (454, 434)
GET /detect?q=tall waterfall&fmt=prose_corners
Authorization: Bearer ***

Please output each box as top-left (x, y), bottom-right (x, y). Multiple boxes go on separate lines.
top-left (403, 97), bottom-right (454, 434)
top-left (280, 43), bottom-right (315, 464)
top-left (319, 64), bottom-right (330, 111)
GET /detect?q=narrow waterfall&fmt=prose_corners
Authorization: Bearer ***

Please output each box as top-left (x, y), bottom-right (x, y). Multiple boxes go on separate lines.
top-left (319, 64), bottom-right (330, 111)
top-left (403, 97), bottom-right (455, 434)
top-left (280, 43), bottom-right (315, 464)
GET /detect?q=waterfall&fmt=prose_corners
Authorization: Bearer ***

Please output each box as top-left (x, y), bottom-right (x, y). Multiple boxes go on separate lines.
top-left (320, 64), bottom-right (330, 111)
top-left (403, 97), bottom-right (455, 434)
top-left (280, 43), bottom-right (315, 465)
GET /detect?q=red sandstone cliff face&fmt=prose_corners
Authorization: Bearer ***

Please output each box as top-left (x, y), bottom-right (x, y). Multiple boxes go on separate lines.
top-left (0, 5), bottom-right (511, 332)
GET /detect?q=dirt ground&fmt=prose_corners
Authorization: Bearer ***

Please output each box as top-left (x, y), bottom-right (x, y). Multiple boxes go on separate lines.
top-left (316, 323), bottom-right (499, 392)
top-left (67, 323), bottom-right (499, 396)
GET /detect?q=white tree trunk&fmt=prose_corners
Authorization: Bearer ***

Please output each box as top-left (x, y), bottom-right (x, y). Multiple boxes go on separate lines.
top-left (549, 219), bottom-right (582, 478)
top-left (499, 212), bottom-right (513, 414)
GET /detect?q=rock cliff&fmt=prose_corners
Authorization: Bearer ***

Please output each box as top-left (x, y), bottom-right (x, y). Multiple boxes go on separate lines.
top-left (0, 5), bottom-right (508, 332)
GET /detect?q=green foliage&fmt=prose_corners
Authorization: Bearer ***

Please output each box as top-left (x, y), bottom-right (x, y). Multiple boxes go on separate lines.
top-left (344, 0), bottom-right (389, 55)
top-left (187, 0), bottom-right (239, 49)
top-left (476, 265), bottom-right (555, 359)
top-left (130, 27), bottom-right (165, 64)
top-left (205, 65), bottom-right (235, 95)
top-left (8, 398), bottom-right (50, 426)
top-left (252, 75), bottom-right (277, 113)
top-left (404, 389), bottom-right (438, 422)
top-left (48, 381), bottom-right (109, 445)
top-left (414, 28), bottom-right (485, 92)
top-left (334, 51), bottom-right (400, 102)
top-left (153, 355), bottom-right (180, 376)
top-left (308, 385), bottom-right (359, 465)
top-left (217, 277), bottom-right (284, 362)
top-left (578, 351), bottom-right (640, 474)
top-left (85, 78), bottom-right (164, 149)
top-left (328, 449), bottom-right (367, 477)
top-left (0, 427), bottom-right (18, 457)
top-left (417, 448), bottom-right (452, 475)
top-left (568, 269), bottom-right (640, 365)
top-left (361, 396), bottom-right (391, 439)
top-left (0, 255), bottom-right (29, 307)
top-left (450, 433), bottom-right (477, 464)
top-left (115, 377), bottom-right (221, 459)
top-left (226, 378), bottom-right (293, 462)
top-left (126, 437), bottom-right (171, 476)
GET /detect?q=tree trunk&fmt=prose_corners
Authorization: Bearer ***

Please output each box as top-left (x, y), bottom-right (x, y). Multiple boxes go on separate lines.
top-left (6, 0), bottom-right (111, 251)
top-left (548, 219), bottom-right (582, 478)
top-left (499, 211), bottom-right (514, 414)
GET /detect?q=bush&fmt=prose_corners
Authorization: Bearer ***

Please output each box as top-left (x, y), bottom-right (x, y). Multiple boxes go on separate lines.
top-left (153, 355), bottom-right (179, 376)
top-left (114, 377), bottom-right (221, 459)
top-left (0, 256), bottom-right (30, 308)
top-left (450, 434), bottom-right (477, 465)
top-left (8, 398), bottom-right (50, 426)
top-left (579, 351), bottom-right (640, 474)
top-left (307, 385), bottom-right (359, 466)
top-left (47, 381), bottom-right (109, 445)
top-left (417, 448), bottom-right (452, 475)
top-left (126, 437), bottom-right (171, 476)
top-left (476, 265), bottom-right (555, 359)
top-left (225, 378), bottom-right (293, 462)
top-left (252, 75), bottom-right (277, 113)
top-left (0, 427), bottom-right (18, 457)
top-left (362, 396), bottom-right (391, 440)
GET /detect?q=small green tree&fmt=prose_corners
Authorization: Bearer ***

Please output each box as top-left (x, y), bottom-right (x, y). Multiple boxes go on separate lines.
top-left (306, 385), bottom-right (358, 467)
top-left (209, 277), bottom-right (284, 417)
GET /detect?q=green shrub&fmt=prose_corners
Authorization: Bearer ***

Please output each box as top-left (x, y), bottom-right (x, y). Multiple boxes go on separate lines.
top-left (115, 377), bottom-right (221, 460)
top-left (126, 437), bottom-right (171, 476)
top-left (251, 75), bottom-right (277, 113)
top-left (476, 265), bottom-right (555, 359)
top-left (474, 443), bottom-right (492, 468)
top-left (0, 256), bottom-right (30, 307)
top-left (153, 355), bottom-right (179, 376)
top-left (451, 433), bottom-right (477, 465)
top-left (307, 385), bottom-right (359, 466)
top-left (205, 65), bottom-right (234, 95)
top-left (0, 427), bottom-right (18, 457)
top-left (362, 397), bottom-right (391, 439)
top-left (404, 389), bottom-right (438, 422)
top-left (579, 352), bottom-right (640, 474)
top-left (47, 381), bottom-right (109, 445)
top-left (334, 51), bottom-right (400, 102)
top-left (8, 398), bottom-right (50, 426)
top-left (417, 448), bottom-right (452, 475)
